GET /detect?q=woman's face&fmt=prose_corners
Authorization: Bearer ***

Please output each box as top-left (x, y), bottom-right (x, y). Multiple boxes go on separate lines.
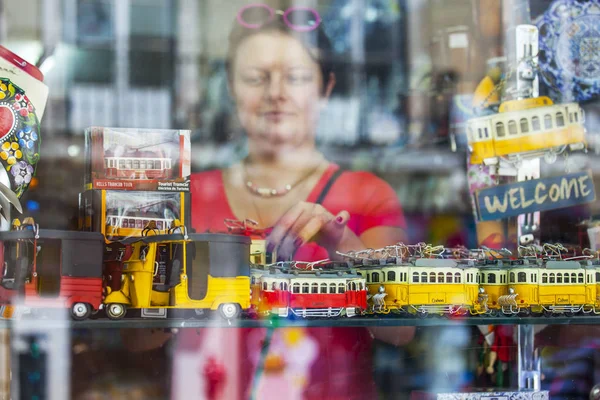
top-left (230, 32), bottom-right (334, 156)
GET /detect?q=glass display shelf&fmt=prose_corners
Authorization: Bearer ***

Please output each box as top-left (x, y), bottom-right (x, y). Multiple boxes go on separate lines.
top-left (2, 314), bottom-right (599, 329)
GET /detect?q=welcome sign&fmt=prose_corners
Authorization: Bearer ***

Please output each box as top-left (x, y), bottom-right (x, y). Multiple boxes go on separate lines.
top-left (475, 170), bottom-right (596, 221)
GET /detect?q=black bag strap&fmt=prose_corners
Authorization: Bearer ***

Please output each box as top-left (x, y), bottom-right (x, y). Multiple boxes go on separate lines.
top-left (315, 167), bottom-right (344, 205)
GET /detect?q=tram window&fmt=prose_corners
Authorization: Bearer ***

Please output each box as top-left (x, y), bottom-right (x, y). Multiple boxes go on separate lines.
top-left (302, 283), bottom-right (309, 294)
top-left (387, 271), bottom-right (396, 282)
top-left (421, 272), bottom-right (427, 283)
top-left (350, 282), bottom-right (356, 291)
top-left (557, 273), bottom-right (562, 284)
top-left (430, 272), bottom-right (436, 283)
top-left (508, 120), bottom-right (517, 135)
top-left (311, 283), bottom-right (318, 293)
top-left (596, 272), bottom-right (600, 282)
top-left (282, 282), bottom-right (288, 291)
top-left (125, 160), bottom-right (132, 169)
top-left (476, 274), bottom-right (480, 284)
top-left (510, 272), bottom-right (515, 283)
top-left (455, 273), bottom-right (461, 283)
top-left (366, 273), bottom-right (370, 283)
top-left (542, 273), bottom-right (547, 283)
top-left (544, 114), bottom-right (553, 129)
top-left (575, 112), bottom-right (579, 122)
top-left (292, 283), bottom-right (300, 293)
top-left (520, 118), bottom-right (529, 133)
top-left (556, 112), bottom-right (565, 127)
top-left (372, 273), bottom-right (380, 283)
top-left (531, 116), bottom-right (540, 131)
top-left (572, 273), bottom-right (577, 283)
top-left (133, 160), bottom-right (140, 169)
top-left (338, 284), bottom-right (345, 294)
top-left (579, 273), bottom-right (584, 283)
top-left (478, 128), bottom-right (483, 139)
top-left (140, 160), bottom-right (146, 169)
top-left (251, 276), bottom-right (255, 284)
top-left (320, 283), bottom-right (327, 293)
top-left (518, 272), bottom-right (526, 283)
top-left (263, 282), bottom-right (268, 290)
top-left (438, 272), bottom-right (444, 283)
top-left (569, 113), bottom-right (574, 123)
top-left (531, 274), bottom-right (535, 282)
top-left (119, 160), bottom-right (126, 169)
top-left (329, 283), bottom-right (336, 294)
top-left (447, 272), bottom-right (453, 283)
top-left (549, 273), bottom-right (555, 284)
top-left (413, 272), bottom-right (419, 283)
top-left (564, 274), bottom-right (569, 283)
top-left (495, 122), bottom-right (505, 137)
top-left (484, 128), bottom-right (489, 138)
top-left (488, 273), bottom-right (496, 284)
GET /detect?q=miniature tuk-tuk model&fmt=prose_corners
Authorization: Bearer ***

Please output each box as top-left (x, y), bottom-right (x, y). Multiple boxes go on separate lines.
top-left (0, 224), bottom-right (104, 320)
top-left (103, 230), bottom-right (251, 319)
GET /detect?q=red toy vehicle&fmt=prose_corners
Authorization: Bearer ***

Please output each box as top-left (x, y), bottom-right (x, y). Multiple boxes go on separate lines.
top-left (256, 268), bottom-right (367, 318)
top-left (0, 223), bottom-right (104, 320)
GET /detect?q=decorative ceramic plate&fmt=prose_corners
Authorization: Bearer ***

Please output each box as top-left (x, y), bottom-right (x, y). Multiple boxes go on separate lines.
top-left (0, 77), bottom-right (40, 198)
top-left (537, 0), bottom-right (600, 102)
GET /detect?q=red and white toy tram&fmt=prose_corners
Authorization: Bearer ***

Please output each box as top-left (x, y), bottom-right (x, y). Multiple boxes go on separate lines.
top-left (253, 269), bottom-right (368, 318)
top-left (104, 154), bottom-right (172, 180)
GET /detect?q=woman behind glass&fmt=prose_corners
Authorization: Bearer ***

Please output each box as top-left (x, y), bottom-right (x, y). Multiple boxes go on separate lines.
top-left (129, 4), bottom-right (415, 400)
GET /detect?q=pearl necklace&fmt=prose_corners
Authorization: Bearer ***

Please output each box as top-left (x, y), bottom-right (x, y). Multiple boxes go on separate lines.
top-left (243, 160), bottom-right (323, 198)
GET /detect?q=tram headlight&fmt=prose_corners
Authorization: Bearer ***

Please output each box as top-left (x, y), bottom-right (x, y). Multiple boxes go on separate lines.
top-left (479, 287), bottom-right (485, 294)
top-left (509, 287), bottom-right (515, 294)
top-left (378, 285), bottom-right (385, 294)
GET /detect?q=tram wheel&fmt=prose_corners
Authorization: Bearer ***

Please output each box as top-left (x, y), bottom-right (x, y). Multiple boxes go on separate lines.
top-left (71, 302), bottom-right (92, 321)
top-left (218, 303), bottom-right (241, 320)
top-left (543, 309), bottom-right (553, 318)
top-left (106, 303), bottom-right (127, 320)
top-left (417, 310), bottom-right (428, 319)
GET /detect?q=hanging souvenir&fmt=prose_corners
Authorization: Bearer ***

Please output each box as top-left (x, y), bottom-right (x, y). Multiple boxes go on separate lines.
top-left (0, 46), bottom-right (48, 220)
top-left (537, 0), bottom-right (600, 102)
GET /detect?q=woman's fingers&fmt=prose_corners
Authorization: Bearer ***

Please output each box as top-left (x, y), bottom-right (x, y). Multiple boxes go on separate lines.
top-left (320, 210), bottom-right (350, 245)
top-left (266, 203), bottom-right (307, 252)
top-left (269, 204), bottom-right (351, 260)
top-left (277, 213), bottom-right (329, 259)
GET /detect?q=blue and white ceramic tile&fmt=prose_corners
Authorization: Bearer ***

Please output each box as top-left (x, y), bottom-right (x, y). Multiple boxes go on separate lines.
top-left (537, 0), bottom-right (600, 102)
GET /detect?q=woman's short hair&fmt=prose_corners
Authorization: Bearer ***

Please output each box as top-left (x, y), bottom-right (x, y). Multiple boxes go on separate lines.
top-left (226, 7), bottom-right (335, 94)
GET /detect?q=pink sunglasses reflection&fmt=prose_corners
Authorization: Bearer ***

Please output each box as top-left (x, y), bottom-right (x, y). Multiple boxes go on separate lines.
top-left (236, 3), bottom-right (321, 32)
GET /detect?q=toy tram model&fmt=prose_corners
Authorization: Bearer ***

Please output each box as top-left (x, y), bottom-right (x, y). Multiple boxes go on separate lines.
top-left (104, 148), bottom-right (173, 180)
top-left (251, 261), bottom-right (367, 318)
top-left (467, 96), bottom-right (587, 165)
top-left (345, 245), bottom-right (489, 317)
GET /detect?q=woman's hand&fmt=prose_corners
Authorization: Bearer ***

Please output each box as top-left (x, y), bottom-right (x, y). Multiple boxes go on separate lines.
top-left (266, 201), bottom-right (363, 260)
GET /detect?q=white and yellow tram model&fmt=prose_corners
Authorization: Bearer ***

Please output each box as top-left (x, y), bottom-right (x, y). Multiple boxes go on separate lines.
top-left (467, 96), bottom-right (586, 165)
top-left (498, 259), bottom-right (598, 316)
top-left (358, 258), bottom-right (489, 317)
top-left (478, 262), bottom-right (510, 316)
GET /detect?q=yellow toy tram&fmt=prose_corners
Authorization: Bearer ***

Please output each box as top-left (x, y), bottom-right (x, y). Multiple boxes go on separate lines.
top-left (103, 228), bottom-right (252, 320)
top-left (359, 258), bottom-right (489, 317)
top-left (467, 96), bottom-right (586, 165)
top-left (498, 260), bottom-right (597, 316)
